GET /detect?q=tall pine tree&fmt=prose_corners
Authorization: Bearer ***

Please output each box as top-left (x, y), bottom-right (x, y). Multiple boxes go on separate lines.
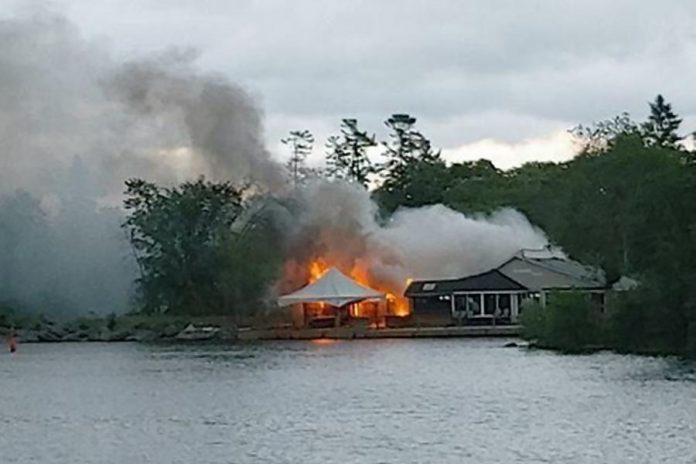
top-left (282, 129), bottom-right (315, 186)
top-left (641, 94), bottom-right (682, 149)
top-left (381, 113), bottom-right (441, 178)
top-left (376, 114), bottom-right (445, 211)
top-left (325, 119), bottom-right (377, 187)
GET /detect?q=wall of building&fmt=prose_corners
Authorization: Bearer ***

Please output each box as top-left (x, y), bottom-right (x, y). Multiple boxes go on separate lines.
top-left (411, 296), bottom-right (455, 326)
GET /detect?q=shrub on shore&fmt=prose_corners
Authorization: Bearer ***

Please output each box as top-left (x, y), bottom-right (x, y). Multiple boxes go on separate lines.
top-left (520, 299), bottom-right (545, 341)
top-left (521, 291), bottom-right (602, 353)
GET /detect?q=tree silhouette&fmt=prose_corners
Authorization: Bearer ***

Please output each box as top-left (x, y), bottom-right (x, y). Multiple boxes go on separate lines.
top-left (641, 94), bottom-right (683, 149)
top-left (282, 130), bottom-right (315, 186)
top-left (325, 119), bottom-right (376, 187)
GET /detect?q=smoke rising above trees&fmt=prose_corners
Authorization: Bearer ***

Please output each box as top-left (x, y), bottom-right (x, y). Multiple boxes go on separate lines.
top-left (8, 6), bottom-right (694, 346)
top-left (0, 11), bottom-right (283, 315)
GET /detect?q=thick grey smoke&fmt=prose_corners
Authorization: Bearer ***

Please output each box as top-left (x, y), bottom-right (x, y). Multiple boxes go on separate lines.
top-left (0, 11), bottom-right (278, 315)
top-left (0, 9), bottom-right (551, 316)
top-left (107, 52), bottom-right (283, 188)
top-left (281, 180), bottom-right (549, 292)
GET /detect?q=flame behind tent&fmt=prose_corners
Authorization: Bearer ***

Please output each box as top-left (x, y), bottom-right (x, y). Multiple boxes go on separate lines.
top-left (276, 181), bottom-right (550, 324)
top-left (303, 257), bottom-right (410, 317)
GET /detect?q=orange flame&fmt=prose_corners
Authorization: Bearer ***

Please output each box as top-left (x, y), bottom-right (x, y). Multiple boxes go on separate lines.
top-left (308, 258), bottom-right (331, 282)
top-left (304, 258), bottom-right (411, 318)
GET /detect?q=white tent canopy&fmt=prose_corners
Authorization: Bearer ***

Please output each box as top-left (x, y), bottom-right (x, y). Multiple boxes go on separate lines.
top-left (278, 267), bottom-right (385, 308)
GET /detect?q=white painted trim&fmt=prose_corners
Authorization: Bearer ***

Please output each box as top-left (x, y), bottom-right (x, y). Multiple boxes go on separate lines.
top-left (511, 295), bottom-right (519, 322)
top-left (543, 288), bottom-right (606, 293)
top-left (452, 290), bottom-right (527, 295)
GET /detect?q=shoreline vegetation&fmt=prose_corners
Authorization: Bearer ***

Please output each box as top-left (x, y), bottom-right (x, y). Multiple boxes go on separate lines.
top-left (4, 96), bottom-right (696, 359)
top-left (521, 291), bottom-right (696, 359)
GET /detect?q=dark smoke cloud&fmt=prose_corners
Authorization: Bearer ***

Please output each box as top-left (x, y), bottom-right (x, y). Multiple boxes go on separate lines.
top-left (107, 51), bottom-right (284, 188)
top-left (278, 180), bottom-right (549, 294)
top-left (0, 10), bottom-right (280, 315)
top-left (0, 8), bottom-right (553, 317)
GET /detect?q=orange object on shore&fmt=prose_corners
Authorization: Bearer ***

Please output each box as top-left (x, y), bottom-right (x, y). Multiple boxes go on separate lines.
top-left (8, 334), bottom-right (17, 353)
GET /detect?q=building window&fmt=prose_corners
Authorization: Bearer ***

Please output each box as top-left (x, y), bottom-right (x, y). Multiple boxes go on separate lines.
top-left (465, 295), bottom-right (481, 317)
top-left (484, 294), bottom-right (496, 316)
top-left (590, 292), bottom-right (605, 313)
top-left (498, 294), bottom-right (511, 318)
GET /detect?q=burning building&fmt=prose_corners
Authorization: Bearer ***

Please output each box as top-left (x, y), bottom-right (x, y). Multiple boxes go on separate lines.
top-left (277, 261), bottom-right (411, 329)
top-left (273, 180), bottom-right (552, 329)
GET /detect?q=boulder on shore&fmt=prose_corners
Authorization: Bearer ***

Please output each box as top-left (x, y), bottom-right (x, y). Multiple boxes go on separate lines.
top-left (175, 323), bottom-right (220, 341)
top-left (37, 329), bottom-right (64, 342)
top-left (126, 330), bottom-right (158, 342)
top-left (63, 333), bottom-right (83, 342)
top-left (162, 324), bottom-right (183, 338)
top-left (16, 329), bottom-right (40, 343)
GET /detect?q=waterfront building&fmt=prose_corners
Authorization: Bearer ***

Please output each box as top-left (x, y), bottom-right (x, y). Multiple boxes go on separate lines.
top-left (405, 248), bottom-right (608, 326)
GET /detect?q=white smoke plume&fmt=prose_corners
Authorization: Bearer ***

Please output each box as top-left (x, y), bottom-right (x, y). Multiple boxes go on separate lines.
top-left (280, 180), bottom-right (549, 292)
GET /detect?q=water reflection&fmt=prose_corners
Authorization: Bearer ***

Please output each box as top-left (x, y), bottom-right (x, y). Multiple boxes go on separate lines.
top-left (1, 340), bottom-right (695, 464)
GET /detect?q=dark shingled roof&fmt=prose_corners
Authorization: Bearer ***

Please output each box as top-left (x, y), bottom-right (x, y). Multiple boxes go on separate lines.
top-left (404, 269), bottom-right (527, 297)
top-left (500, 248), bottom-right (607, 288)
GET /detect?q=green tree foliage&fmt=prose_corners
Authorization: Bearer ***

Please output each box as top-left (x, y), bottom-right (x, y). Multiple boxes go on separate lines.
top-left (375, 114), bottom-right (446, 211)
top-left (123, 177), bottom-right (280, 317)
top-left (443, 160), bottom-right (510, 213)
top-left (569, 112), bottom-right (641, 153)
top-left (282, 129), bottom-right (315, 187)
top-left (543, 292), bottom-right (602, 352)
top-left (570, 96), bottom-right (683, 152)
top-left (375, 100), bottom-right (696, 356)
top-left (510, 136), bottom-right (696, 356)
top-left (325, 119), bottom-right (377, 187)
top-left (521, 292), bottom-right (601, 353)
top-left (641, 94), bottom-right (683, 149)
top-left (519, 299), bottom-right (546, 341)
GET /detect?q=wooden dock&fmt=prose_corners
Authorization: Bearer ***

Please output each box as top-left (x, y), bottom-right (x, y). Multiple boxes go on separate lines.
top-left (237, 325), bottom-right (521, 341)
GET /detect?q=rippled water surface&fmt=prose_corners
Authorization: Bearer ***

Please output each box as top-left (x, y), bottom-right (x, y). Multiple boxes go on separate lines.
top-left (1, 339), bottom-right (696, 463)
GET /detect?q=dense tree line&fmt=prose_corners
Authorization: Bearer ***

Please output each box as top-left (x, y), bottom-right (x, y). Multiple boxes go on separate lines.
top-left (122, 94), bottom-right (696, 356)
top-left (355, 95), bottom-right (695, 356)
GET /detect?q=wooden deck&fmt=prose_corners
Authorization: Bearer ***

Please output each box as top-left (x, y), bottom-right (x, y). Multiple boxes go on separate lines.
top-left (237, 325), bottom-right (521, 341)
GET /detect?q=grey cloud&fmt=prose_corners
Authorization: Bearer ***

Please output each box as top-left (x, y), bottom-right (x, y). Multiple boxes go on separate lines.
top-left (33, 0), bottom-right (696, 151)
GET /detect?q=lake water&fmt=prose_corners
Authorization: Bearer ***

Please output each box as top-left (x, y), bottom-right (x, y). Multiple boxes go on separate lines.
top-left (1, 339), bottom-right (695, 464)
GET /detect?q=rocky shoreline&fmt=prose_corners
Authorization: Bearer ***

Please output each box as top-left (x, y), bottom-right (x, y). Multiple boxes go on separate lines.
top-left (8, 319), bottom-right (238, 344)
top-left (4, 316), bottom-right (523, 343)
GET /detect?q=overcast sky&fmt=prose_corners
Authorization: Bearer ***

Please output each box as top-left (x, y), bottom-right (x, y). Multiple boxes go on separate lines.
top-left (5, 0), bottom-right (696, 169)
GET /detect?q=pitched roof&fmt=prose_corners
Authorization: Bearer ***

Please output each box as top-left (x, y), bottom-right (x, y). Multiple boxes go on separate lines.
top-left (404, 269), bottom-right (527, 297)
top-left (501, 248), bottom-right (606, 288)
top-left (278, 267), bottom-right (385, 308)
